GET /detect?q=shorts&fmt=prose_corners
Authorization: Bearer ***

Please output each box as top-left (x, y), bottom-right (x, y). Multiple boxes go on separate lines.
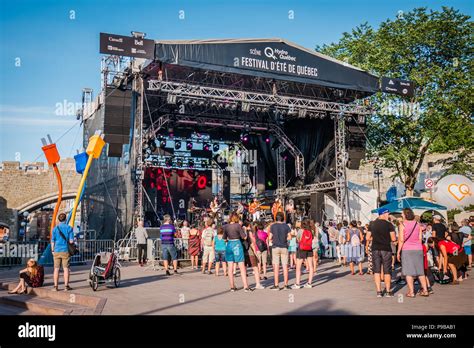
top-left (464, 245), bottom-right (472, 256)
top-left (297, 249), bottom-right (313, 259)
top-left (53, 252), bottom-right (70, 269)
top-left (202, 246), bottom-right (215, 264)
top-left (372, 250), bottom-right (392, 274)
top-left (225, 240), bottom-right (245, 263)
top-left (245, 254), bottom-right (259, 268)
top-left (256, 250), bottom-right (268, 265)
top-left (162, 244), bottom-right (178, 261)
top-left (215, 250), bottom-right (226, 263)
top-left (272, 247), bottom-right (289, 266)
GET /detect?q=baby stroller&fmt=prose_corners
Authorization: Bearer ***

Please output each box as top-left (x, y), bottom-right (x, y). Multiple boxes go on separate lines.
top-left (88, 250), bottom-right (121, 291)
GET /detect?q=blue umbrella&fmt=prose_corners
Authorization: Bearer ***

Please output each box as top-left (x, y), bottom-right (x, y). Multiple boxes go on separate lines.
top-left (371, 197), bottom-right (447, 214)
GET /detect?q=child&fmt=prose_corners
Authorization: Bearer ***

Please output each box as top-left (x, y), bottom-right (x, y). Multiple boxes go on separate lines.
top-left (214, 227), bottom-right (227, 276)
top-left (288, 225), bottom-right (297, 270)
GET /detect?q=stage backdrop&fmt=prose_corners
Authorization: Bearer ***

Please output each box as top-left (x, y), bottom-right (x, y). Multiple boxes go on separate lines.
top-left (144, 168), bottom-right (212, 223)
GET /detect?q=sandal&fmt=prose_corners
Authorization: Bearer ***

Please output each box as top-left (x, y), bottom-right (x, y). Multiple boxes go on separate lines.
top-left (419, 291), bottom-right (429, 297)
top-left (8, 290), bottom-right (18, 294)
top-left (406, 293), bottom-right (416, 298)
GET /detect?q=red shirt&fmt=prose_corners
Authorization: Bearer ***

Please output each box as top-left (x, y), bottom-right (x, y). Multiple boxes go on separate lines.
top-left (439, 240), bottom-right (463, 255)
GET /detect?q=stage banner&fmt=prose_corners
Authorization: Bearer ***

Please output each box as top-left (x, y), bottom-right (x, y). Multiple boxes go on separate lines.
top-left (155, 39), bottom-right (379, 92)
top-left (380, 77), bottom-right (415, 97)
top-left (144, 168), bottom-right (212, 220)
top-left (100, 32), bottom-right (155, 59)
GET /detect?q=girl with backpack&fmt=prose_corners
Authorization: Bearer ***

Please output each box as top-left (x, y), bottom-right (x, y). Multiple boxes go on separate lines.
top-left (255, 221), bottom-right (269, 280)
top-left (291, 220), bottom-right (315, 289)
top-left (345, 221), bottom-right (364, 275)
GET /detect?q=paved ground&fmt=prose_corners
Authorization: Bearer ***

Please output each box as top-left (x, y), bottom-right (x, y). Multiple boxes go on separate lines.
top-left (0, 260), bottom-right (472, 315)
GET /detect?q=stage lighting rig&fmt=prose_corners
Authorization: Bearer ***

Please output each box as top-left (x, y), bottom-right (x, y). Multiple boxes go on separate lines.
top-left (174, 140), bottom-right (182, 150)
top-left (212, 143), bottom-right (220, 152)
top-left (186, 141), bottom-right (193, 150)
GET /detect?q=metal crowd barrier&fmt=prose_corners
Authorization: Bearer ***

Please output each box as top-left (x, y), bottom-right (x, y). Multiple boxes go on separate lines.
top-left (116, 238), bottom-right (191, 262)
top-left (0, 240), bottom-right (115, 268)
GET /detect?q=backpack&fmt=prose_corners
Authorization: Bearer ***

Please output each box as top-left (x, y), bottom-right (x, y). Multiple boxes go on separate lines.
top-left (256, 232), bottom-right (267, 252)
top-left (202, 228), bottom-right (214, 247)
top-left (350, 230), bottom-right (361, 247)
top-left (450, 232), bottom-right (464, 247)
top-left (299, 229), bottom-right (313, 251)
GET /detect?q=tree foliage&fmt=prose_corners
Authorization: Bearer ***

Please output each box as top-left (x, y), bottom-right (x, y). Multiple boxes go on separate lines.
top-left (318, 7), bottom-right (473, 194)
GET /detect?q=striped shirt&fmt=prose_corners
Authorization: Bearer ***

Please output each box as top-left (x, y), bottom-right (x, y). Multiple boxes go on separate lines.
top-left (160, 224), bottom-right (176, 245)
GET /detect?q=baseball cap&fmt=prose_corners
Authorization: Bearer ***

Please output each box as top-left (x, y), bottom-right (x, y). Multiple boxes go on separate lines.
top-left (377, 207), bottom-right (389, 215)
top-left (433, 215), bottom-right (442, 220)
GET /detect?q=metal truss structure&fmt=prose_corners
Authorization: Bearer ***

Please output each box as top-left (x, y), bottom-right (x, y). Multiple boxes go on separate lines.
top-left (334, 112), bottom-right (349, 220)
top-left (147, 80), bottom-right (372, 117)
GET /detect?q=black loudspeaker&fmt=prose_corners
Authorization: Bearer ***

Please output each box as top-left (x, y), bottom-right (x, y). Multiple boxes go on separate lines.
top-left (222, 171), bottom-right (231, 204)
top-left (104, 87), bottom-right (132, 157)
top-left (346, 125), bottom-right (366, 170)
top-left (310, 192), bottom-right (325, 222)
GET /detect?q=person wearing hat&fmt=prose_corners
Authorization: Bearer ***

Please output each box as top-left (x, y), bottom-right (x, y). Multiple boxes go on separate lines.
top-left (366, 207), bottom-right (397, 298)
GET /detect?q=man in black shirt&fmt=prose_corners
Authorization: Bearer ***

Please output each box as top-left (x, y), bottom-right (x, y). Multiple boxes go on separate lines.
top-left (269, 212), bottom-right (291, 291)
top-left (366, 208), bottom-right (396, 298)
top-left (431, 215), bottom-right (447, 239)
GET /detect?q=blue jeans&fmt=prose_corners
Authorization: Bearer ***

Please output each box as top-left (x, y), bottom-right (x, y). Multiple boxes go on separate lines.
top-left (162, 244), bottom-right (177, 261)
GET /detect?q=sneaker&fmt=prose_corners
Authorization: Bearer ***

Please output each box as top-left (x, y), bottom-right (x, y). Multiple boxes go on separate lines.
top-left (166, 270), bottom-right (171, 276)
top-left (269, 285), bottom-right (280, 291)
top-left (442, 274), bottom-right (450, 281)
top-left (304, 283), bottom-right (313, 288)
top-left (255, 284), bottom-right (265, 290)
top-left (384, 291), bottom-right (394, 297)
top-left (174, 270), bottom-right (180, 275)
top-left (230, 287), bottom-right (236, 292)
top-left (64, 285), bottom-right (72, 292)
top-left (283, 285), bottom-right (291, 291)
top-left (244, 287), bottom-right (254, 293)
top-left (376, 291), bottom-right (383, 298)
top-left (291, 284), bottom-right (302, 289)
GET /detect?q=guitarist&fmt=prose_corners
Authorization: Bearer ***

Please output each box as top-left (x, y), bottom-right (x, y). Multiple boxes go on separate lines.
top-left (271, 198), bottom-right (284, 221)
top-left (249, 198), bottom-right (261, 222)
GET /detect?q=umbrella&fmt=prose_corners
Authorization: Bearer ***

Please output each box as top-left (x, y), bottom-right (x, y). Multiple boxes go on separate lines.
top-left (371, 197), bottom-right (448, 220)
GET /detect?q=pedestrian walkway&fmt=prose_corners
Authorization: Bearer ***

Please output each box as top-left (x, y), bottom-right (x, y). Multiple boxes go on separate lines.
top-left (0, 261), bottom-right (472, 315)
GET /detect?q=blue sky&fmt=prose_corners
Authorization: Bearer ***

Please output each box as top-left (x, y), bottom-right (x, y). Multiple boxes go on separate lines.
top-left (0, 0), bottom-right (472, 162)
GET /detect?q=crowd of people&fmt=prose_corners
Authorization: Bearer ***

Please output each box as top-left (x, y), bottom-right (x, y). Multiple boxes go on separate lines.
top-left (141, 207), bottom-right (472, 296)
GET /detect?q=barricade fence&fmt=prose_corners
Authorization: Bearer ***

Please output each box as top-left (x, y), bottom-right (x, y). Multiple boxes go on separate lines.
top-left (116, 238), bottom-right (190, 262)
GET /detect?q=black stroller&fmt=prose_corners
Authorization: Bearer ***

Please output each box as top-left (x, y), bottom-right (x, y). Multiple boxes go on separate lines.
top-left (88, 250), bottom-right (121, 291)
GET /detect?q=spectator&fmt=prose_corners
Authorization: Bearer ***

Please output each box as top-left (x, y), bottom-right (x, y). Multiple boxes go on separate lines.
top-left (246, 225), bottom-right (265, 290)
top-left (135, 219), bottom-right (148, 267)
top-left (188, 224), bottom-right (201, 270)
top-left (8, 259), bottom-right (44, 294)
top-left (255, 221), bottom-right (269, 280)
top-left (328, 222), bottom-right (338, 260)
top-left (459, 219), bottom-right (472, 269)
top-left (432, 215), bottom-right (447, 239)
top-left (427, 237), bottom-right (469, 284)
top-left (396, 208), bottom-right (429, 297)
top-left (288, 225), bottom-right (297, 270)
top-left (160, 215), bottom-right (179, 275)
top-left (311, 220), bottom-right (321, 272)
top-left (51, 213), bottom-right (74, 291)
top-left (269, 212), bottom-right (291, 291)
top-left (346, 220), bottom-right (364, 276)
top-left (365, 223), bottom-right (373, 275)
top-left (201, 218), bottom-right (215, 274)
top-left (214, 227), bottom-right (227, 276)
top-left (223, 213), bottom-right (252, 292)
top-left (181, 220), bottom-right (191, 250)
top-left (292, 219), bottom-right (314, 289)
top-left (366, 208), bottom-right (397, 297)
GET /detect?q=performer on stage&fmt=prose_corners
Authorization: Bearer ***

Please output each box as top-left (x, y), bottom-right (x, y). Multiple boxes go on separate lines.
top-left (248, 198), bottom-right (261, 222)
top-left (271, 198), bottom-right (284, 221)
top-left (285, 199), bottom-right (295, 225)
top-left (187, 197), bottom-right (197, 223)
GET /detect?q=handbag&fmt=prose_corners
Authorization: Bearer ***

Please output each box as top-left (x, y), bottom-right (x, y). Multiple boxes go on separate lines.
top-left (57, 225), bottom-right (79, 256)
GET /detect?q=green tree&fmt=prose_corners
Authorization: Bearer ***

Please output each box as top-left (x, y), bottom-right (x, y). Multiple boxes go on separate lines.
top-left (318, 7), bottom-right (474, 195)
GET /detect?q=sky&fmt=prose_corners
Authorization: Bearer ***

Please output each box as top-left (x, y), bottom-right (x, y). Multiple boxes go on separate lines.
top-left (0, 0), bottom-right (472, 163)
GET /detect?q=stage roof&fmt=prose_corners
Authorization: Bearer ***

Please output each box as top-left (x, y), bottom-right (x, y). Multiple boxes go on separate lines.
top-left (154, 38), bottom-right (379, 93)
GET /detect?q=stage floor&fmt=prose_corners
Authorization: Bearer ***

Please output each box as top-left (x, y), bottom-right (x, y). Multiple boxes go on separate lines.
top-left (0, 260), bottom-right (472, 315)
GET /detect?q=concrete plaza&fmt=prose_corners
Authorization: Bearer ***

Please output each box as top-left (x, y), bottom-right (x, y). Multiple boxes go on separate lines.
top-left (0, 260), bottom-right (472, 315)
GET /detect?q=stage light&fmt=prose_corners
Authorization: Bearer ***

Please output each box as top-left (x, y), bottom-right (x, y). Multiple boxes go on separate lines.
top-left (265, 136), bottom-right (270, 143)
top-left (267, 180), bottom-right (273, 187)
top-left (167, 94), bottom-right (177, 104)
top-left (160, 139), bottom-right (167, 148)
top-left (212, 143), bottom-right (219, 152)
top-left (241, 102), bottom-right (251, 112)
top-left (176, 158), bottom-right (183, 167)
top-left (186, 141), bottom-right (193, 150)
top-left (188, 159), bottom-right (195, 168)
top-left (236, 150), bottom-right (241, 157)
top-left (174, 141), bottom-right (182, 150)
top-left (203, 143), bottom-right (211, 151)
top-left (240, 133), bottom-right (249, 143)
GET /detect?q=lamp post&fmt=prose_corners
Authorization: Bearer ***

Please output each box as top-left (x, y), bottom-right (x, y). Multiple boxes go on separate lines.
top-left (374, 167), bottom-right (383, 208)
